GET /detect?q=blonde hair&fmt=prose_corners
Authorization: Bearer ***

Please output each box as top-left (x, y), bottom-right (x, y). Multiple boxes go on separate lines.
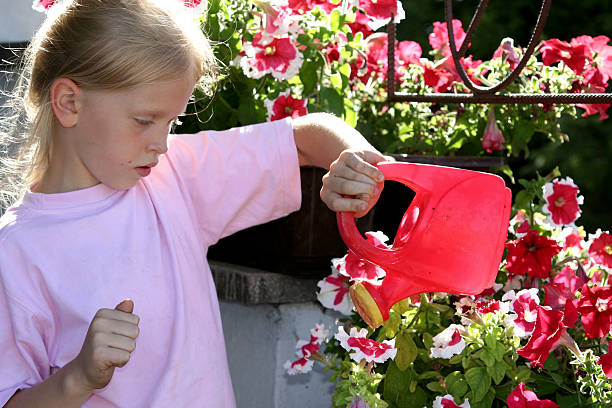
top-left (0, 0), bottom-right (217, 210)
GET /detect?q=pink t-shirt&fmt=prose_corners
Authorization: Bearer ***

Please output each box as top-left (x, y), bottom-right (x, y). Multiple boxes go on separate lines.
top-left (0, 118), bottom-right (301, 407)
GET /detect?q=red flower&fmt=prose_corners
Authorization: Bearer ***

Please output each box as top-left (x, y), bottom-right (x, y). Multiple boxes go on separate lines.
top-left (516, 305), bottom-right (571, 368)
top-left (287, 0), bottom-right (338, 14)
top-left (542, 177), bottom-right (583, 226)
top-left (564, 231), bottom-right (584, 250)
top-left (241, 33), bottom-right (303, 80)
top-left (598, 350), bottom-right (612, 379)
top-left (588, 231), bottom-right (612, 268)
top-left (540, 38), bottom-right (590, 75)
top-left (429, 20), bottom-right (467, 58)
top-left (423, 65), bottom-right (455, 93)
top-left (264, 92), bottom-right (307, 121)
top-left (347, 11), bottom-right (373, 38)
top-left (481, 108), bottom-right (506, 153)
top-left (576, 283), bottom-right (612, 338)
top-left (507, 382), bottom-right (558, 408)
top-left (571, 35), bottom-right (612, 82)
top-left (505, 230), bottom-right (561, 279)
top-left (359, 0), bottom-right (398, 21)
top-left (476, 299), bottom-right (500, 314)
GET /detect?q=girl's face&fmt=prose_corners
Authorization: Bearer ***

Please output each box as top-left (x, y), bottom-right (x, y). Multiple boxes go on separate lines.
top-left (70, 71), bottom-right (197, 191)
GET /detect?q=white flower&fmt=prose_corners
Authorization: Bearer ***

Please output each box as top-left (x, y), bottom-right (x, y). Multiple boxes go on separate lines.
top-left (430, 324), bottom-right (466, 359)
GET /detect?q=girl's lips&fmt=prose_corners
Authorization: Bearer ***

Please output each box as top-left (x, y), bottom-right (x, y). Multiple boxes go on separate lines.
top-left (135, 166), bottom-right (152, 177)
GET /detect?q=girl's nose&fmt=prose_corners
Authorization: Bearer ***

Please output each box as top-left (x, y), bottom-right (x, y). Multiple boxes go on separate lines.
top-left (147, 133), bottom-right (168, 155)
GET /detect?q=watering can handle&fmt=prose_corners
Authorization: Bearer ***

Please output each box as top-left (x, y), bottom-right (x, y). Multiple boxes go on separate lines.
top-left (336, 162), bottom-right (429, 263)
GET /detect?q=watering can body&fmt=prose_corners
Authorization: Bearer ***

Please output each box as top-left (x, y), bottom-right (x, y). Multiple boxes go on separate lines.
top-left (337, 162), bottom-right (512, 328)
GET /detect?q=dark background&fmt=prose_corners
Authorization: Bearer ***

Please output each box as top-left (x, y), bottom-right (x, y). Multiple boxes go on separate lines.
top-left (397, 0), bottom-right (612, 232)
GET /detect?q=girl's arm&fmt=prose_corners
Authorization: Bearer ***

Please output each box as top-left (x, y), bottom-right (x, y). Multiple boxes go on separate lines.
top-left (4, 300), bottom-right (139, 408)
top-left (292, 112), bottom-right (390, 218)
top-left (4, 362), bottom-right (92, 408)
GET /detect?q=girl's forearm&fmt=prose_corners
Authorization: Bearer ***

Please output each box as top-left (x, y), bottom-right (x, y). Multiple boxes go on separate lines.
top-left (292, 112), bottom-right (379, 169)
top-left (4, 361), bottom-right (92, 408)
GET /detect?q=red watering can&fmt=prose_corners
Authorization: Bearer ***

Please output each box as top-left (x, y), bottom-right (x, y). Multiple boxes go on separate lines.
top-left (337, 162), bottom-right (512, 328)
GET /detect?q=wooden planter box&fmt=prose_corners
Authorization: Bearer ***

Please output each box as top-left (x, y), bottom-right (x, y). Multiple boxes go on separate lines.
top-left (208, 155), bottom-right (505, 277)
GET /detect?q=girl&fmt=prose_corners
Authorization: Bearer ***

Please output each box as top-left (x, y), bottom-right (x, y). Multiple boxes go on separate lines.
top-left (0, 1), bottom-right (385, 407)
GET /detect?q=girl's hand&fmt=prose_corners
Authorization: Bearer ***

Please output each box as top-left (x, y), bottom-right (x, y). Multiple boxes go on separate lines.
top-left (71, 300), bottom-right (140, 392)
top-left (320, 149), bottom-right (389, 218)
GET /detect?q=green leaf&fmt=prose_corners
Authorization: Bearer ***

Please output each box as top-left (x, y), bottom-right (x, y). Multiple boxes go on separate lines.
top-left (487, 360), bottom-right (506, 385)
top-left (426, 381), bottom-right (445, 393)
top-left (383, 362), bottom-right (428, 408)
top-left (446, 371), bottom-right (468, 400)
top-left (509, 365), bottom-right (532, 383)
top-left (329, 9), bottom-right (342, 31)
top-left (395, 331), bottom-right (418, 371)
top-left (494, 343), bottom-right (505, 361)
top-left (320, 86), bottom-right (344, 116)
top-left (480, 349), bottom-right (495, 367)
top-left (300, 60), bottom-right (319, 96)
top-left (514, 190), bottom-right (533, 211)
top-left (484, 333), bottom-right (496, 349)
top-left (418, 371), bottom-right (441, 380)
top-left (469, 387), bottom-right (496, 408)
top-left (510, 121), bottom-right (535, 157)
top-left (465, 367), bottom-right (491, 402)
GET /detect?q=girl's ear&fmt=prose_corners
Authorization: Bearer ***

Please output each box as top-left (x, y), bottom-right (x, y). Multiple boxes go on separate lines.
top-left (50, 77), bottom-right (81, 128)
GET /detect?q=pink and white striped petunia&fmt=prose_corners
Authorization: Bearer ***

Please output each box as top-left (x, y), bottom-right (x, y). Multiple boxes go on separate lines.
top-left (503, 289), bottom-right (540, 338)
top-left (430, 324), bottom-right (466, 359)
top-left (335, 326), bottom-right (397, 364)
top-left (433, 394), bottom-right (471, 408)
top-left (240, 33), bottom-right (303, 80)
top-left (587, 229), bottom-right (612, 270)
top-left (264, 91), bottom-right (307, 121)
top-left (32, 0), bottom-right (56, 11)
top-left (316, 268), bottom-right (354, 315)
top-left (336, 231), bottom-right (388, 284)
top-left (542, 177), bottom-right (584, 227)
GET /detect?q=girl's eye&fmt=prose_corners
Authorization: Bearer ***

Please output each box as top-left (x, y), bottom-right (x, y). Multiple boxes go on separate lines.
top-left (135, 118), bottom-right (153, 126)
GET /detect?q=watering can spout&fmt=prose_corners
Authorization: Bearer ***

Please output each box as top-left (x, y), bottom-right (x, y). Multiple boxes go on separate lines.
top-left (337, 162), bottom-right (512, 328)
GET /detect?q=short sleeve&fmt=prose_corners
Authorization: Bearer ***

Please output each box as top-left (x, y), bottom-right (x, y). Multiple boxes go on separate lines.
top-left (164, 118), bottom-right (302, 244)
top-left (0, 281), bottom-right (51, 406)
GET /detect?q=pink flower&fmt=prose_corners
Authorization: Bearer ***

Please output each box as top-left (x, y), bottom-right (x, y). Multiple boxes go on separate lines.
top-left (576, 283), bottom-right (612, 338)
top-left (542, 177), bottom-right (583, 227)
top-left (350, 395), bottom-right (371, 408)
top-left (183, 0), bottom-right (203, 7)
top-left (505, 230), bottom-right (561, 279)
top-left (316, 269), bottom-right (353, 315)
top-left (284, 325), bottom-right (329, 375)
top-left (516, 305), bottom-right (575, 368)
top-left (338, 231), bottom-right (388, 284)
top-left (433, 395), bottom-right (471, 408)
top-left (397, 40), bottom-right (422, 67)
top-left (287, 0), bottom-right (339, 14)
top-left (430, 324), bottom-right (466, 359)
top-left (335, 326), bottom-right (397, 363)
top-left (284, 356), bottom-right (314, 375)
top-left (588, 230), bottom-right (612, 269)
top-left (540, 38), bottom-right (590, 75)
top-left (544, 266), bottom-right (585, 310)
top-left (481, 108), bottom-right (506, 153)
top-left (507, 382), bottom-right (558, 408)
top-left (563, 230), bottom-right (585, 250)
top-left (32, 0), bottom-right (56, 11)
top-left (503, 289), bottom-right (540, 338)
top-left (429, 20), bottom-right (467, 58)
top-left (264, 91), bottom-right (307, 121)
top-left (493, 38), bottom-right (520, 69)
top-left (240, 33), bottom-right (303, 80)
top-left (597, 350), bottom-right (612, 379)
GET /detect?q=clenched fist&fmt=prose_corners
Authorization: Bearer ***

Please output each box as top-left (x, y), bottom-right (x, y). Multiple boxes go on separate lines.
top-left (71, 299), bottom-right (140, 391)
